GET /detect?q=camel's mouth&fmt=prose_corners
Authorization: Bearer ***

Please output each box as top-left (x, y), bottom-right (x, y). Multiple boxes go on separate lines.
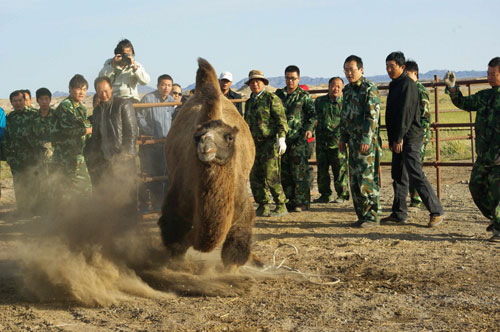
top-left (197, 141), bottom-right (217, 162)
top-left (198, 150), bottom-right (217, 162)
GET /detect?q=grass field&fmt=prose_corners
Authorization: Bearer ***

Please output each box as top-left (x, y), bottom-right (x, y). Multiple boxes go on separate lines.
top-left (378, 85), bottom-right (484, 162)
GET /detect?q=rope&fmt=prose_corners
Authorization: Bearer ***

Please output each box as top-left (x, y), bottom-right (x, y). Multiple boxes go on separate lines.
top-left (242, 243), bottom-right (340, 286)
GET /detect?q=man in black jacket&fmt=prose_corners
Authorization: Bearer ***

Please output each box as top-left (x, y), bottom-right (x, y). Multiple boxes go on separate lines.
top-left (85, 76), bottom-right (139, 221)
top-left (382, 52), bottom-right (444, 227)
top-left (219, 72), bottom-right (243, 115)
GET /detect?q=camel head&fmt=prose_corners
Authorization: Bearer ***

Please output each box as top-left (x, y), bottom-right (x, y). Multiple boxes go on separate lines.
top-left (194, 119), bottom-right (239, 165)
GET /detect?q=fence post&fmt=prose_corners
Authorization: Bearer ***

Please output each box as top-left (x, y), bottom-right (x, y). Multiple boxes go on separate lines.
top-left (433, 75), bottom-right (441, 199)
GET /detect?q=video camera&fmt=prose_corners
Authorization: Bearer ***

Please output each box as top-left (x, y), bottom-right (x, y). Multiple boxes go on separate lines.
top-left (117, 53), bottom-right (132, 67)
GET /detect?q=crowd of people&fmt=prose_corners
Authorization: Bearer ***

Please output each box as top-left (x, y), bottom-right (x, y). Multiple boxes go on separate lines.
top-left (0, 40), bottom-right (498, 242)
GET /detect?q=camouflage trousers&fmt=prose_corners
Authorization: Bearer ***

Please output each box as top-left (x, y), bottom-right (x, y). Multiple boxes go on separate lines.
top-left (469, 161), bottom-right (500, 231)
top-left (51, 147), bottom-right (91, 199)
top-left (409, 127), bottom-right (431, 204)
top-left (11, 165), bottom-right (41, 217)
top-left (347, 140), bottom-right (381, 223)
top-left (250, 139), bottom-right (287, 206)
top-left (281, 137), bottom-right (310, 207)
top-left (316, 145), bottom-right (349, 200)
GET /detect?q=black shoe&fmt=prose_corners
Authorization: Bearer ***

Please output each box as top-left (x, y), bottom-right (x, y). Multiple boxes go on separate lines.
top-left (380, 214), bottom-right (408, 224)
top-left (409, 201), bottom-right (423, 208)
top-left (293, 204), bottom-right (308, 212)
top-left (360, 221), bottom-right (379, 228)
top-left (351, 220), bottom-right (379, 228)
top-left (313, 196), bottom-right (331, 203)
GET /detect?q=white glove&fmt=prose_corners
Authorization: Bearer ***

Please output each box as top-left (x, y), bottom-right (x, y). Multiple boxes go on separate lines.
top-left (277, 137), bottom-right (287, 155)
top-left (444, 71), bottom-right (456, 89)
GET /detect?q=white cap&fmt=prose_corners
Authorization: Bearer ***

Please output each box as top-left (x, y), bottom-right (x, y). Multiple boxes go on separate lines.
top-left (219, 72), bottom-right (233, 81)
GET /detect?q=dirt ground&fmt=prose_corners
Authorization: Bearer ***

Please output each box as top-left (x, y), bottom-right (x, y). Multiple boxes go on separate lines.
top-left (0, 165), bottom-right (499, 332)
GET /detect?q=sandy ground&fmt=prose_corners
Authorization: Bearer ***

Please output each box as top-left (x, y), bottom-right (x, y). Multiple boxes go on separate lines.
top-left (0, 165), bottom-right (499, 332)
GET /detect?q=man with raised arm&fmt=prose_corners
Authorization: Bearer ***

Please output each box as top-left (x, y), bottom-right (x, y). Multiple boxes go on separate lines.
top-left (444, 57), bottom-right (500, 242)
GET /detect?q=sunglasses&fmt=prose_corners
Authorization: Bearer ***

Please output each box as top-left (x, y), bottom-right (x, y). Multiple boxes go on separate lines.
top-left (171, 92), bottom-right (182, 96)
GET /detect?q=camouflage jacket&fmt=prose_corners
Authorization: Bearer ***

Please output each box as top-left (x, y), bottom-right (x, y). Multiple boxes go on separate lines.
top-left (52, 98), bottom-right (91, 154)
top-left (244, 90), bottom-right (288, 142)
top-left (446, 85), bottom-right (500, 165)
top-left (275, 86), bottom-right (316, 141)
top-left (32, 108), bottom-right (55, 143)
top-left (314, 94), bottom-right (343, 149)
top-left (340, 76), bottom-right (381, 147)
top-left (2, 107), bottom-right (37, 170)
top-left (416, 81), bottom-right (431, 130)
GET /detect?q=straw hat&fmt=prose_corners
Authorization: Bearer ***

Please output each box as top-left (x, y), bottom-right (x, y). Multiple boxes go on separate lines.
top-left (244, 69), bottom-right (269, 85)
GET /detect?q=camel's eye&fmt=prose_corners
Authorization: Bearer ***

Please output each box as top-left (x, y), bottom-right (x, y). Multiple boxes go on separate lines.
top-left (225, 134), bottom-right (234, 143)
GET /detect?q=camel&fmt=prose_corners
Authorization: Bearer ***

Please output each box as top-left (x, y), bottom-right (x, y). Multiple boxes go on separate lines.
top-left (158, 58), bottom-right (256, 269)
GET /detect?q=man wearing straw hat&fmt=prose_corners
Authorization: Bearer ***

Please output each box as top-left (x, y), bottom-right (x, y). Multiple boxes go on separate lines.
top-left (244, 70), bottom-right (289, 217)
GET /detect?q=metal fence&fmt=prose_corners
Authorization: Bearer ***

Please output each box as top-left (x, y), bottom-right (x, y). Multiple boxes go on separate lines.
top-left (134, 76), bottom-right (487, 205)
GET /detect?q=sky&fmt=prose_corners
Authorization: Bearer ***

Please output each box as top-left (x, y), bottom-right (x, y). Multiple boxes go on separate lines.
top-left (1, 0), bottom-right (499, 98)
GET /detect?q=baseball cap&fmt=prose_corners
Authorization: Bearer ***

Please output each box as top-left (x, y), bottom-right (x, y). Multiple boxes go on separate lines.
top-left (219, 72), bottom-right (233, 81)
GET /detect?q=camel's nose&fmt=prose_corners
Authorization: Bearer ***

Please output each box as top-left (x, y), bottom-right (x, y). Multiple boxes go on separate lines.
top-left (197, 133), bottom-right (217, 162)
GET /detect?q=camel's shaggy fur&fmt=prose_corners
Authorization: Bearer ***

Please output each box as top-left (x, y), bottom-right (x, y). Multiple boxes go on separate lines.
top-left (159, 58), bottom-right (256, 268)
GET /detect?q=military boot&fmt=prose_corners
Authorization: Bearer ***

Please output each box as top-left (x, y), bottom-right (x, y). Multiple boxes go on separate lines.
top-left (270, 204), bottom-right (288, 217)
top-left (256, 204), bottom-right (271, 217)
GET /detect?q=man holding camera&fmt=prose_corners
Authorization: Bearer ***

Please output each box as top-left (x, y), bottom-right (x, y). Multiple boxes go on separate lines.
top-left (98, 39), bottom-right (150, 102)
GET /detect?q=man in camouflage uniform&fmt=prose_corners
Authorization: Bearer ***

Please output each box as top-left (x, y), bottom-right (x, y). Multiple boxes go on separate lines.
top-left (313, 77), bottom-right (350, 204)
top-left (275, 65), bottom-right (316, 212)
top-left (244, 70), bottom-right (289, 217)
top-left (405, 60), bottom-right (431, 207)
top-left (51, 74), bottom-right (92, 196)
top-left (444, 57), bottom-right (500, 242)
top-left (339, 55), bottom-right (382, 228)
top-left (21, 89), bottom-right (35, 112)
top-left (2, 90), bottom-right (40, 217)
top-left (32, 88), bottom-right (55, 213)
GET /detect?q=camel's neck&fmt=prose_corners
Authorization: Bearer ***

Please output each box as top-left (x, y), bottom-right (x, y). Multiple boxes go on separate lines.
top-left (200, 162), bottom-right (235, 216)
top-left (194, 162), bottom-right (235, 252)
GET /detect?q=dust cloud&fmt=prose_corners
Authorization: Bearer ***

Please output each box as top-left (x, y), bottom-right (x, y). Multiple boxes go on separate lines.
top-left (4, 167), bottom-right (172, 306)
top-left (4, 167), bottom-right (254, 307)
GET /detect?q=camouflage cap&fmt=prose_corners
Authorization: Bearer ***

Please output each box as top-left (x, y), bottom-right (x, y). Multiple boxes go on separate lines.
top-left (245, 70), bottom-right (269, 86)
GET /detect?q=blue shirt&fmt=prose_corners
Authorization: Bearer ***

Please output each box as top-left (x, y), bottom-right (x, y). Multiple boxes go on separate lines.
top-left (0, 107), bottom-right (6, 141)
top-left (137, 91), bottom-right (176, 139)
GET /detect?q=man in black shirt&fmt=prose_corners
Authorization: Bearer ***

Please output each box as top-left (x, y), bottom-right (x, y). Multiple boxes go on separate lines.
top-left (381, 51), bottom-right (444, 227)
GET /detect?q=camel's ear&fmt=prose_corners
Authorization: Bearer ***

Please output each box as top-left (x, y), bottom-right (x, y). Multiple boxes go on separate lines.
top-left (196, 58), bottom-right (223, 121)
top-left (196, 58), bottom-right (220, 93)
top-left (231, 126), bottom-right (239, 135)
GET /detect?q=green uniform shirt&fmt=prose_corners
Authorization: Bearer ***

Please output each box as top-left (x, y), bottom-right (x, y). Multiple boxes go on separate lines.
top-left (340, 76), bottom-right (381, 146)
top-left (275, 86), bottom-right (316, 141)
top-left (32, 108), bottom-right (55, 143)
top-left (314, 94), bottom-right (343, 149)
top-left (3, 106), bottom-right (37, 170)
top-left (244, 90), bottom-right (288, 141)
top-left (416, 81), bottom-right (431, 129)
top-left (52, 98), bottom-right (91, 154)
top-left (446, 85), bottom-right (500, 165)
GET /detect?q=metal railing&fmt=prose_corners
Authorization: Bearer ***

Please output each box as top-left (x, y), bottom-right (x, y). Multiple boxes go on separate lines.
top-left (134, 76), bottom-right (487, 202)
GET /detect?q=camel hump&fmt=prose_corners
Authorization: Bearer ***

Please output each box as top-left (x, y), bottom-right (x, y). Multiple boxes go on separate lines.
top-left (196, 58), bottom-right (222, 120)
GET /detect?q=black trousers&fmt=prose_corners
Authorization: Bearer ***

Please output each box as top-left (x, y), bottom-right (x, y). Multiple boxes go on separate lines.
top-left (391, 140), bottom-right (444, 220)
